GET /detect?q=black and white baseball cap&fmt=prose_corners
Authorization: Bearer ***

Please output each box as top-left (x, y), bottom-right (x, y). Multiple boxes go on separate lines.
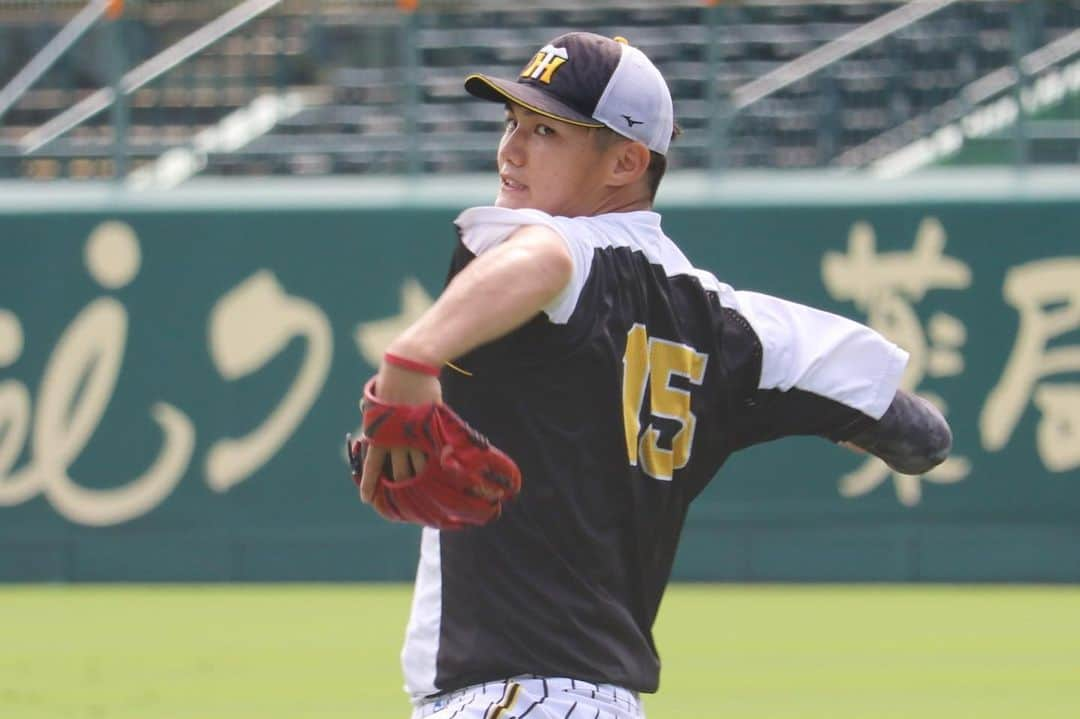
top-left (465, 32), bottom-right (675, 155)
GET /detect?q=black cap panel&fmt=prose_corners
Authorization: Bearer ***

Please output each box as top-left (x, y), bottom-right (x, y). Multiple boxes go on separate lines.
top-left (465, 32), bottom-right (623, 127)
top-left (464, 74), bottom-right (605, 128)
top-left (516, 33), bottom-right (623, 118)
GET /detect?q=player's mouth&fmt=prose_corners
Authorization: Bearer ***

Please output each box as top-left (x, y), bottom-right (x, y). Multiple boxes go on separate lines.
top-left (500, 175), bottom-right (527, 192)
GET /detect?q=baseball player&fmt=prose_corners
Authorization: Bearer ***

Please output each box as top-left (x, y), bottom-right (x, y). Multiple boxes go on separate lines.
top-left (354, 32), bottom-right (952, 718)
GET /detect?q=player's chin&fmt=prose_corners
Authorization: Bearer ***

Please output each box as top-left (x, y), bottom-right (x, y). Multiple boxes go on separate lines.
top-left (494, 189), bottom-right (529, 209)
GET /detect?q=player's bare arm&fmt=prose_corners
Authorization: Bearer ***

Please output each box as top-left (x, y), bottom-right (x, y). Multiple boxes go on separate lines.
top-left (841, 389), bottom-right (952, 475)
top-left (358, 225), bottom-right (572, 504)
top-left (386, 225), bottom-right (573, 370)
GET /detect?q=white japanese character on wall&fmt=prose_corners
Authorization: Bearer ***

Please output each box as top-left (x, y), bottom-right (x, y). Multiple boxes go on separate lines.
top-left (981, 258), bottom-right (1080, 472)
top-left (822, 217), bottom-right (972, 505)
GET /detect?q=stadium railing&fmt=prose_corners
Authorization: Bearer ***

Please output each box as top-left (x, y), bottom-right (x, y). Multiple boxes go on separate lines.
top-left (0, 0), bottom-right (1076, 182)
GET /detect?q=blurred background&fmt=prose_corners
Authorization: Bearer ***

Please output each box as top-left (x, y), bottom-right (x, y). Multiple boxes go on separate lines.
top-left (1, 1), bottom-right (1078, 717)
top-left (0, 0), bottom-right (1077, 179)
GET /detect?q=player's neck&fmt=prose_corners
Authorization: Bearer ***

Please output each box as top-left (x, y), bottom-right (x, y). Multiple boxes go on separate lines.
top-left (589, 188), bottom-right (653, 216)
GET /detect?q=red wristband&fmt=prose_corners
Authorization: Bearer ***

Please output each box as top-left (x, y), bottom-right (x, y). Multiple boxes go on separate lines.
top-left (384, 352), bottom-right (441, 377)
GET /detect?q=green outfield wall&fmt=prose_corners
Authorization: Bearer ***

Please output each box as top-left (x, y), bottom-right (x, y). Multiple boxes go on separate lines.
top-left (1, 170), bottom-right (1078, 582)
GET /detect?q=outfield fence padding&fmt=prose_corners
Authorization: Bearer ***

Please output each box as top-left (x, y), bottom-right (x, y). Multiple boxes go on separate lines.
top-left (1, 171), bottom-right (1078, 582)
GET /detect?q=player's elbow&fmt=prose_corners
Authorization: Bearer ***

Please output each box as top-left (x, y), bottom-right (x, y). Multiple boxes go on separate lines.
top-left (924, 416), bottom-right (952, 470)
top-left (911, 395), bottom-right (952, 473)
top-left (880, 392), bottom-right (953, 475)
top-left (887, 417), bottom-right (952, 475)
top-left (846, 390), bottom-right (953, 476)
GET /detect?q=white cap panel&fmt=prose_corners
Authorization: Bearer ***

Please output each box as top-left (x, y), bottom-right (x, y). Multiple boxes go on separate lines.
top-left (593, 44), bottom-right (674, 154)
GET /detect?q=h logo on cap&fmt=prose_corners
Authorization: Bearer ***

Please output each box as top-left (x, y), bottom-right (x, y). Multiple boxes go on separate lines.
top-left (520, 44), bottom-right (569, 84)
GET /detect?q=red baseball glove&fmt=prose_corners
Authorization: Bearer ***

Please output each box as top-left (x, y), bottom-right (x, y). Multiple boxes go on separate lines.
top-left (347, 378), bottom-right (522, 530)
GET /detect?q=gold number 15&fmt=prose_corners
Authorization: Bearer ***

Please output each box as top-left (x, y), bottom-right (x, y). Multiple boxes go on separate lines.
top-left (621, 323), bottom-right (708, 481)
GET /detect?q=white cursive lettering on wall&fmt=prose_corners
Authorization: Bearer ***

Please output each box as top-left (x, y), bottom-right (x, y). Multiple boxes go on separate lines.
top-left (205, 270), bottom-right (332, 493)
top-left (0, 309), bottom-right (32, 503)
top-left (0, 222), bottom-right (195, 526)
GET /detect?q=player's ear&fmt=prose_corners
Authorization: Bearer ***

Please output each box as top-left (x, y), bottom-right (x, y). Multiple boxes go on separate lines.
top-left (607, 140), bottom-right (651, 188)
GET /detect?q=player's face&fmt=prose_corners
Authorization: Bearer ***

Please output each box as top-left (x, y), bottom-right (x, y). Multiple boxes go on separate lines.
top-left (495, 104), bottom-right (612, 217)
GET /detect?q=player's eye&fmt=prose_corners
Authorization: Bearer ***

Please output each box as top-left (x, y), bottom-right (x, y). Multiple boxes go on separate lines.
top-left (536, 124), bottom-right (555, 137)
top-left (503, 116), bottom-right (518, 132)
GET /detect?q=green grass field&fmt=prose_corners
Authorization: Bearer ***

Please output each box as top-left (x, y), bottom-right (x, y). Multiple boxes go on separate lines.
top-left (2, 584), bottom-right (1078, 718)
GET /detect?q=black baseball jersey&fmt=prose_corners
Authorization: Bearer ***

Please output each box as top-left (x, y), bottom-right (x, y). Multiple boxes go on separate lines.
top-left (402, 207), bottom-right (908, 699)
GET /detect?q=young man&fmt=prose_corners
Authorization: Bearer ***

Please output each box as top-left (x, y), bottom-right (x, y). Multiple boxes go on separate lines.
top-left (357, 32), bottom-right (951, 718)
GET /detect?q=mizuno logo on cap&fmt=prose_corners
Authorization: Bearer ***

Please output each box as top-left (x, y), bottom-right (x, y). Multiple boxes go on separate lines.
top-left (622, 114), bottom-right (643, 128)
top-left (520, 44), bottom-right (569, 84)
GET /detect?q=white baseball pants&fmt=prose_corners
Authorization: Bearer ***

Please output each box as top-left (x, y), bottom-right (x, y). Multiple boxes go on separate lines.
top-left (410, 675), bottom-right (646, 719)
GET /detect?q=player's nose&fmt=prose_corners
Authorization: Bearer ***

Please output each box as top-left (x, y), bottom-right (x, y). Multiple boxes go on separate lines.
top-left (498, 126), bottom-right (526, 167)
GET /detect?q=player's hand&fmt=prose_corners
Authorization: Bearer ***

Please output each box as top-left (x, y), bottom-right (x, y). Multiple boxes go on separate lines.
top-left (358, 361), bottom-right (441, 505)
top-left (350, 367), bottom-right (521, 529)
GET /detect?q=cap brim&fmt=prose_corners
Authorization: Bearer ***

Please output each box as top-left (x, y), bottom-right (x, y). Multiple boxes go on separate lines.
top-left (465, 74), bottom-right (605, 129)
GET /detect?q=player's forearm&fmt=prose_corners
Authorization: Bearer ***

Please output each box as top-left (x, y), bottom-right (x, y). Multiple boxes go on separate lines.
top-left (844, 389), bottom-right (952, 475)
top-left (387, 227), bottom-right (573, 366)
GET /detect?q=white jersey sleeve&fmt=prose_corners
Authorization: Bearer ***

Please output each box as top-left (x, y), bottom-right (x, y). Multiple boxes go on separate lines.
top-left (455, 207), bottom-right (675, 325)
top-left (454, 206), bottom-right (588, 323)
top-left (725, 290), bottom-right (909, 420)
